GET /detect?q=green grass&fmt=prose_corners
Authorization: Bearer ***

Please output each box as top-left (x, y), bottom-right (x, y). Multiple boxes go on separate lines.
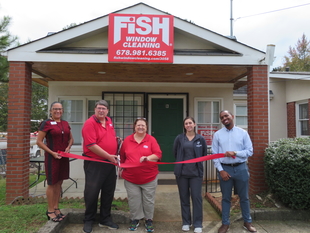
top-left (0, 175), bottom-right (128, 233)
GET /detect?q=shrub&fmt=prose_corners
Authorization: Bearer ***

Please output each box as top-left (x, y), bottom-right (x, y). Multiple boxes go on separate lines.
top-left (264, 137), bottom-right (310, 210)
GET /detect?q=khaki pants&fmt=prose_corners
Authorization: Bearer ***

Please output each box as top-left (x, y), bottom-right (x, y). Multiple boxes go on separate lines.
top-left (124, 176), bottom-right (158, 220)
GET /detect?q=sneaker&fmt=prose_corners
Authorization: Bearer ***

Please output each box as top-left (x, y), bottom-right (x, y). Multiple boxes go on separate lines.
top-left (129, 219), bottom-right (140, 231)
top-left (83, 221), bottom-right (93, 233)
top-left (99, 221), bottom-right (119, 230)
top-left (194, 227), bottom-right (202, 233)
top-left (144, 219), bottom-right (154, 232)
top-left (182, 225), bottom-right (190, 231)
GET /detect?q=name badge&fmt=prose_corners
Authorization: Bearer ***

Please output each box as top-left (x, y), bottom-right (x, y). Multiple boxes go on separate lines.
top-left (51, 121), bottom-right (57, 125)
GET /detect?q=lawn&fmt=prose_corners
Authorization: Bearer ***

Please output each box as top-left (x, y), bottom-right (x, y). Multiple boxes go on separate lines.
top-left (0, 175), bottom-right (128, 233)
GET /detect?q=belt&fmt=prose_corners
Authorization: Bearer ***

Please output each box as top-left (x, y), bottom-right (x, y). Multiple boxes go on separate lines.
top-left (221, 162), bottom-right (245, 167)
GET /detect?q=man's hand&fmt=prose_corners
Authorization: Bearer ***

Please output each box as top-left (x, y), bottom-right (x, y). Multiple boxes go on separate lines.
top-left (108, 154), bottom-right (118, 163)
top-left (219, 170), bottom-right (231, 181)
top-left (224, 151), bottom-right (236, 158)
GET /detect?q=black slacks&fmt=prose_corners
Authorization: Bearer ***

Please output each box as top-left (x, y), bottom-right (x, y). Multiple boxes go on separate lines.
top-left (83, 160), bottom-right (117, 223)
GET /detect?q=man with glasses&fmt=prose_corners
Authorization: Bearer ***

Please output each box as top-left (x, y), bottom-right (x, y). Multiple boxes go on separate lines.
top-left (82, 100), bottom-right (119, 233)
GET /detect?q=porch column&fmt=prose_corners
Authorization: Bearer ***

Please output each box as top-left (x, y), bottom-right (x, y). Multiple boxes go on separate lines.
top-left (247, 65), bottom-right (269, 194)
top-left (6, 62), bottom-right (32, 204)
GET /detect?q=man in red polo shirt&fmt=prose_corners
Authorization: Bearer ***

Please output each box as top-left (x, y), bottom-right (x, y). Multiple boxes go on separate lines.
top-left (82, 100), bottom-right (119, 233)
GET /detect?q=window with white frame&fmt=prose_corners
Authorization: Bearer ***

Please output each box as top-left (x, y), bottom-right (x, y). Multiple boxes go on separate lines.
top-left (297, 102), bottom-right (309, 136)
top-left (59, 97), bottom-right (100, 145)
top-left (234, 104), bottom-right (248, 130)
top-left (195, 98), bottom-right (221, 146)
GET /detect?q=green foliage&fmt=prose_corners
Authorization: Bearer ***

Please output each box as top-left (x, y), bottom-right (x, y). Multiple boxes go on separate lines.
top-left (283, 33), bottom-right (310, 71)
top-left (264, 137), bottom-right (310, 210)
top-left (0, 82), bottom-right (8, 131)
top-left (0, 175), bottom-right (128, 232)
top-left (0, 82), bottom-right (48, 132)
top-left (31, 82), bottom-right (48, 131)
top-left (0, 16), bottom-right (18, 82)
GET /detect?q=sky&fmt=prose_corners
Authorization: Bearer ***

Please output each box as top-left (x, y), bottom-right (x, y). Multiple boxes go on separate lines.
top-left (1, 0), bottom-right (310, 70)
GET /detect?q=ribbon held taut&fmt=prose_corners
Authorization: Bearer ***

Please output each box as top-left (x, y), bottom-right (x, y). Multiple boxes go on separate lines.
top-left (59, 151), bottom-right (227, 168)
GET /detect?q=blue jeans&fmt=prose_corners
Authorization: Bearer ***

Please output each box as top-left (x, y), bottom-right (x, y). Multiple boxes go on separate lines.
top-left (219, 162), bottom-right (252, 225)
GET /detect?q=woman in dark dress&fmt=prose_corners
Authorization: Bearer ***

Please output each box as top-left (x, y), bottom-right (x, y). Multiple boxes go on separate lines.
top-left (36, 101), bottom-right (74, 222)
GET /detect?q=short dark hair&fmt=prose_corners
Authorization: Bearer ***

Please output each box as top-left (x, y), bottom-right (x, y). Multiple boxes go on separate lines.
top-left (133, 118), bottom-right (148, 132)
top-left (95, 100), bottom-right (109, 109)
top-left (220, 110), bottom-right (233, 116)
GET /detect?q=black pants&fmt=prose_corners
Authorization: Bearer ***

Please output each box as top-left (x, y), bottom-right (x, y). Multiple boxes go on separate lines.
top-left (176, 176), bottom-right (203, 228)
top-left (83, 160), bottom-right (116, 223)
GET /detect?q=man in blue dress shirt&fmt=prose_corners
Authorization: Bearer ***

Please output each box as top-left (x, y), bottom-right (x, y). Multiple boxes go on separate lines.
top-left (212, 110), bottom-right (257, 233)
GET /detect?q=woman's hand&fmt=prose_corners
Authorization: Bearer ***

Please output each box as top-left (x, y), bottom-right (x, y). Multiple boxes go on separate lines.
top-left (65, 146), bottom-right (71, 153)
top-left (52, 151), bottom-right (62, 159)
top-left (140, 156), bottom-right (149, 163)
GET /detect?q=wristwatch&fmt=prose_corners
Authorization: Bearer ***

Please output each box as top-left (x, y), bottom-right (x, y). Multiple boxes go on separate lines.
top-left (233, 151), bottom-right (237, 156)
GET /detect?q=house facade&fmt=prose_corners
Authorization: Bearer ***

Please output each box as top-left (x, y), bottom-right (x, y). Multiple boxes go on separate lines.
top-left (6, 3), bottom-right (270, 203)
top-left (233, 72), bottom-right (310, 141)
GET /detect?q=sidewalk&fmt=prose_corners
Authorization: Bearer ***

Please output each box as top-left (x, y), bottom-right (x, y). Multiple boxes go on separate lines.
top-left (31, 173), bottom-right (310, 233)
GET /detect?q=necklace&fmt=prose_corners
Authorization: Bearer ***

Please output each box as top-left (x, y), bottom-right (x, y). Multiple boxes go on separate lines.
top-left (51, 118), bottom-right (64, 142)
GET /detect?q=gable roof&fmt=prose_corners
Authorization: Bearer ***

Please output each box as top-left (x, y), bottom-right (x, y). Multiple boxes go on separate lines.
top-left (7, 2), bottom-right (268, 87)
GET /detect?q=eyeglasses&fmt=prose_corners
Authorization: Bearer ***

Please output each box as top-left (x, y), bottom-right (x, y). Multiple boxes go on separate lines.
top-left (136, 117), bottom-right (146, 120)
top-left (52, 108), bottom-right (63, 111)
top-left (96, 107), bottom-right (108, 111)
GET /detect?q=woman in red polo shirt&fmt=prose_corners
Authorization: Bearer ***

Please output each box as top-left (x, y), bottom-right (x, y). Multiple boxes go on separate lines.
top-left (120, 118), bottom-right (162, 232)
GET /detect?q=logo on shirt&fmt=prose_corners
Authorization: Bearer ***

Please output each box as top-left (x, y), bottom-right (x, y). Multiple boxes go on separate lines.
top-left (143, 145), bottom-right (149, 149)
top-left (196, 141), bottom-right (202, 147)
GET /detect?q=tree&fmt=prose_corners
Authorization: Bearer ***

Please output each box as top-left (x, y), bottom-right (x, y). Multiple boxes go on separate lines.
top-left (282, 33), bottom-right (310, 71)
top-left (0, 16), bottom-right (18, 82)
top-left (31, 82), bottom-right (48, 132)
top-left (0, 82), bottom-right (8, 131)
top-left (0, 13), bottom-right (48, 132)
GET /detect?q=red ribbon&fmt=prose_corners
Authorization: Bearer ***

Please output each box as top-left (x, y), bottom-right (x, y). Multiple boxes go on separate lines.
top-left (59, 151), bottom-right (228, 168)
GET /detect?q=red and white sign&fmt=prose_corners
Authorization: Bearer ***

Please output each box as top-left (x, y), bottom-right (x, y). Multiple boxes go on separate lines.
top-left (108, 13), bottom-right (174, 63)
top-left (197, 125), bottom-right (219, 145)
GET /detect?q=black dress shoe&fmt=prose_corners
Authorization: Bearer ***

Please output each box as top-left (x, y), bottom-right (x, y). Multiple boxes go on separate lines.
top-left (243, 222), bottom-right (257, 232)
top-left (83, 221), bottom-right (93, 233)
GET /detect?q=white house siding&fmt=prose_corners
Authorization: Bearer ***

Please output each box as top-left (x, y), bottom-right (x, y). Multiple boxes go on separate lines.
top-left (285, 80), bottom-right (310, 102)
top-left (269, 78), bottom-right (288, 141)
top-left (49, 81), bottom-right (233, 178)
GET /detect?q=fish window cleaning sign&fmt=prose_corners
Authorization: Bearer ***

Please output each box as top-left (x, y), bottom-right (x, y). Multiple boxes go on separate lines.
top-left (108, 13), bottom-right (174, 63)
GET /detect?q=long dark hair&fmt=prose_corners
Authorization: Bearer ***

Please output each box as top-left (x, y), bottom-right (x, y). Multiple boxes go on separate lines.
top-left (183, 116), bottom-right (196, 133)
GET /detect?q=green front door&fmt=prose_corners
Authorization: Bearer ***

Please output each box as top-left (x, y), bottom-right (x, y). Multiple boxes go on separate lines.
top-left (151, 98), bottom-right (184, 171)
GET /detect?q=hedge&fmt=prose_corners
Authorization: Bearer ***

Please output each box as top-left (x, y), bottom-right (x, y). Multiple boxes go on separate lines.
top-left (264, 137), bottom-right (310, 210)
